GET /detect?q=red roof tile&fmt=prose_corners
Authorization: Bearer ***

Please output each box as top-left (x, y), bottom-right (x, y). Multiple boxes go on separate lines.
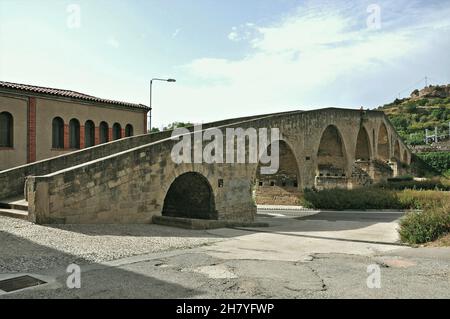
top-left (0, 81), bottom-right (149, 110)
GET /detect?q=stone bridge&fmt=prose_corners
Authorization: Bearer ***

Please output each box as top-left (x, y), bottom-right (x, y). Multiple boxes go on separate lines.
top-left (0, 108), bottom-right (411, 225)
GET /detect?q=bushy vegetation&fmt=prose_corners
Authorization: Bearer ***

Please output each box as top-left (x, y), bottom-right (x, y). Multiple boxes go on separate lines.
top-left (397, 190), bottom-right (450, 210)
top-left (301, 188), bottom-right (404, 210)
top-left (377, 177), bottom-right (450, 191)
top-left (416, 152), bottom-right (450, 175)
top-left (409, 154), bottom-right (440, 177)
top-left (399, 203), bottom-right (450, 244)
top-left (301, 188), bottom-right (449, 211)
top-left (380, 98), bottom-right (450, 146)
top-left (149, 122), bottom-right (194, 133)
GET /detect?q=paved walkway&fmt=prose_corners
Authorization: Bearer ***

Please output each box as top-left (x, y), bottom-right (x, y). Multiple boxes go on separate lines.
top-left (0, 210), bottom-right (449, 298)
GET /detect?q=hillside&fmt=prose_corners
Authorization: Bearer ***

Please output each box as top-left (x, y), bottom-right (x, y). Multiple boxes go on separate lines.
top-left (378, 84), bottom-right (450, 146)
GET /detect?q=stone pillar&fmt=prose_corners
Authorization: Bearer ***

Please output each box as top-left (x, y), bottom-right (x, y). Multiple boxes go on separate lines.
top-left (64, 124), bottom-right (70, 149)
top-left (80, 126), bottom-right (85, 149)
top-left (108, 128), bottom-right (113, 142)
top-left (95, 127), bottom-right (100, 145)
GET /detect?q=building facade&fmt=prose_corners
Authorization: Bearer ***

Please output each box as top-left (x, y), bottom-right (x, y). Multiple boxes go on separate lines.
top-left (0, 81), bottom-right (149, 171)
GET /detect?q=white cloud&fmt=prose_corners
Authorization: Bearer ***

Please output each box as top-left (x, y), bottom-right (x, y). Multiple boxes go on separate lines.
top-left (151, 1), bottom-right (450, 126)
top-left (227, 27), bottom-right (239, 41)
top-left (227, 23), bottom-right (258, 42)
top-left (1, 1), bottom-right (449, 129)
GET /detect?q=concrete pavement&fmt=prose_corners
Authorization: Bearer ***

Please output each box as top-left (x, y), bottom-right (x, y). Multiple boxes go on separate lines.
top-left (0, 210), bottom-right (449, 298)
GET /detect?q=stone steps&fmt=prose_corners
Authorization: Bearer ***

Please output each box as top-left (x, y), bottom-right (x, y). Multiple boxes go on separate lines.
top-left (0, 197), bottom-right (28, 211)
top-left (152, 216), bottom-right (268, 230)
top-left (0, 197), bottom-right (29, 220)
top-left (0, 208), bottom-right (29, 220)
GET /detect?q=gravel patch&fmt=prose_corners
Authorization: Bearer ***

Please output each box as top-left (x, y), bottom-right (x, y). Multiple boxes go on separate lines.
top-left (0, 216), bottom-right (224, 273)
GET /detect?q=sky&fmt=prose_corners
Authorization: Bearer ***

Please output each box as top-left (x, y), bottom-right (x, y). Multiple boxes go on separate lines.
top-left (0, 0), bottom-right (449, 129)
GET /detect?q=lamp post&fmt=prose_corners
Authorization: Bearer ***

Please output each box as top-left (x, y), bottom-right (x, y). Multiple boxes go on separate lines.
top-left (149, 78), bottom-right (176, 132)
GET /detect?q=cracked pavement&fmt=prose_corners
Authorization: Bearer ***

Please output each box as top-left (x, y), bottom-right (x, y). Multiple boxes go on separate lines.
top-left (1, 210), bottom-right (449, 298)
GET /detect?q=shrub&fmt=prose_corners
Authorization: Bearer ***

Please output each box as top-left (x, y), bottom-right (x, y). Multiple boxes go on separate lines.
top-left (417, 152), bottom-right (450, 175)
top-left (444, 169), bottom-right (450, 179)
top-left (378, 178), bottom-right (450, 191)
top-left (410, 154), bottom-right (440, 177)
top-left (302, 188), bottom-right (405, 210)
top-left (399, 203), bottom-right (450, 244)
top-left (302, 188), bottom-right (450, 211)
top-left (404, 102), bottom-right (418, 113)
top-left (396, 190), bottom-right (450, 210)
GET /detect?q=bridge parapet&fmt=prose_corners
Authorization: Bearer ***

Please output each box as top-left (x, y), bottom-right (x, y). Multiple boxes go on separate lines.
top-left (0, 111), bottom-right (298, 201)
top-left (17, 108), bottom-right (412, 224)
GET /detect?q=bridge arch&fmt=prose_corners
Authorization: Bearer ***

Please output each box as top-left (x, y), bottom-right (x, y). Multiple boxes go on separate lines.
top-left (394, 140), bottom-right (401, 161)
top-left (377, 122), bottom-right (390, 161)
top-left (162, 171), bottom-right (218, 220)
top-left (254, 139), bottom-right (301, 205)
top-left (355, 126), bottom-right (371, 161)
top-left (316, 125), bottom-right (348, 177)
top-left (255, 139), bottom-right (300, 186)
top-left (403, 149), bottom-right (409, 164)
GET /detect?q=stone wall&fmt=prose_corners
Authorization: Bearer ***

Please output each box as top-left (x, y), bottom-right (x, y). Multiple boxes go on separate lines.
top-left (254, 186), bottom-right (301, 205)
top-left (22, 108), bottom-right (412, 224)
top-left (1, 110), bottom-right (297, 200)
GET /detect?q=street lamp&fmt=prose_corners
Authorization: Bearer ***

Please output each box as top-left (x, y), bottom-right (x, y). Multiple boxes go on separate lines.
top-left (149, 78), bottom-right (176, 132)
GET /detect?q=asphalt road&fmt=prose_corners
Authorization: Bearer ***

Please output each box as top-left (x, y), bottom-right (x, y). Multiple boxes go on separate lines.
top-left (0, 210), bottom-right (449, 298)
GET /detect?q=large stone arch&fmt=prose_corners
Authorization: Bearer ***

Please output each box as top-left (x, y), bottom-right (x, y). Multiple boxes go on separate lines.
top-left (315, 125), bottom-right (348, 190)
top-left (352, 126), bottom-right (374, 187)
top-left (377, 123), bottom-right (390, 161)
top-left (355, 126), bottom-right (371, 161)
top-left (394, 140), bottom-right (401, 161)
top-left (254, 139), bottom-right (301, 205)
top-left (162, 171), bottom-right (218, 220)
top-left (403, 149), bottom-right (408, 164)
top-left (316, 125), bottom-right (347, 176)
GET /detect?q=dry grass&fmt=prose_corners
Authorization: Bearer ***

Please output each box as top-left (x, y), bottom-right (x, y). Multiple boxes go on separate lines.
top-left (427, 233), bottom-right (450, 247)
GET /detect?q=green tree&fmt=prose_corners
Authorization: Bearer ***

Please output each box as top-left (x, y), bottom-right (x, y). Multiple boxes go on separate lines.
top-left (163, 122), bottom-right (194, 131)
top-left (404, 102), bottom-right (418, 113)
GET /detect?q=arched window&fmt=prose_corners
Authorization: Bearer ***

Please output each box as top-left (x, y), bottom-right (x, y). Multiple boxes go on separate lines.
top-left (112, 123), bottom-right (122, 140)
top-left (52, 117), bottom-right (64, 149)
top-left (69, 119), bottom-right (80, 149)
top-left (99, 122), bottom-right (109, 144)
top-left (84, 120), bottom-right (95, 148)
top-left (0, 112), bottom-right (13, 147)
top-left (125, 124), bottom-right (134, 137)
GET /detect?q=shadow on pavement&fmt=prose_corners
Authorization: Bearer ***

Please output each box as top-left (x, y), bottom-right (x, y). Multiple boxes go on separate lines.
top-left (0, 232), bottom-right (204, 298)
